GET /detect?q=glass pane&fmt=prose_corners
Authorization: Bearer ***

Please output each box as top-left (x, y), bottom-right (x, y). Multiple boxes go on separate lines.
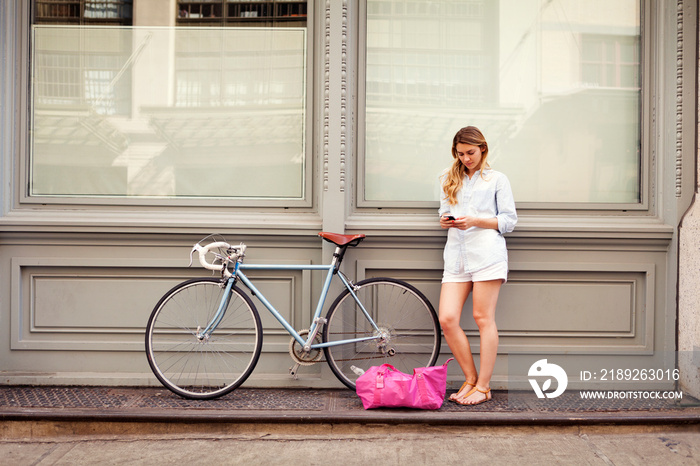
top-left (365, 0), bottom-right (641, 204)
top-left (34, 0), bottom-right (133, 25)
top-left (31, 26), bottom-right (306, 199)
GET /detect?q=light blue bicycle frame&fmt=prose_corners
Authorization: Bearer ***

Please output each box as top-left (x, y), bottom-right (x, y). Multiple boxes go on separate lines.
top-left (200, 257), bottom-right (382, 350)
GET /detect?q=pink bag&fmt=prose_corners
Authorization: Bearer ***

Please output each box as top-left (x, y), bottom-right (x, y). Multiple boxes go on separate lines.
top-left (355, 358), bottom-right (454, 410)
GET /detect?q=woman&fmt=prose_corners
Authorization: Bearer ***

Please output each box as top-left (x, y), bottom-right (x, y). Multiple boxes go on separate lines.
top-left (438, 126), bottom-right (517, 406)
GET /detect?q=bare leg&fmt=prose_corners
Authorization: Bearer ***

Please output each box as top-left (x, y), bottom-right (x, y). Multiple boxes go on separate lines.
top-left (438, 282), bottom-right (477, 400)
top-left (456, 279), bottom-right (502, 405)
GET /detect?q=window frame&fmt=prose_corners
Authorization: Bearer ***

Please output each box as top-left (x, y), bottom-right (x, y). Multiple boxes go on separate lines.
top-left (356, 0), bottom-right (653, 215)
top-left (18, 0), bottom-right (316, 210)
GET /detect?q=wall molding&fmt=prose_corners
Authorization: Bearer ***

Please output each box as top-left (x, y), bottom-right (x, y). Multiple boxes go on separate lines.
top-left (10, 257), bottom-right (313, 352)
top-left (675, 0), bottom-right (684, 197)
top-left (356, 258), bottom-right (656, 353)
top-left (322, 0), bottom-right (330, 191)
top-left (339, 0), bottom-right (348, 192)
top-left (322, 0), bottom-right (349, 193)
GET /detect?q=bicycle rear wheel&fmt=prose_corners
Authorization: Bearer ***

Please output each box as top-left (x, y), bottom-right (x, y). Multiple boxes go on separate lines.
top-left (145, 278), bottom-right (262, 399)
top-left (322, 277), bottom-right (441, 389)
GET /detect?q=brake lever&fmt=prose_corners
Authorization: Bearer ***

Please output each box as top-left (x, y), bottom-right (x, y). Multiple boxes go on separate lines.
top-left (188, 243), bottom-right (204, 267)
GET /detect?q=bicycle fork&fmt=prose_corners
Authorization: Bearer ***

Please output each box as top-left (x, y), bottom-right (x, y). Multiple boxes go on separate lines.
top-left (196, 276), bottom-right (235, 341)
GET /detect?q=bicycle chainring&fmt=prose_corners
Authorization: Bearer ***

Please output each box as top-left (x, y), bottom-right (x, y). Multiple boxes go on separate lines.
top-left (289, 329), bottom-right (323, 365)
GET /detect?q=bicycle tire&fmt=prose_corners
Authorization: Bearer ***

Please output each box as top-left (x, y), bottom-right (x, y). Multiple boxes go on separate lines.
top-left (322, 277), bottom-right (441, 389)
top-left (145, 277), bottom-right (263, 399)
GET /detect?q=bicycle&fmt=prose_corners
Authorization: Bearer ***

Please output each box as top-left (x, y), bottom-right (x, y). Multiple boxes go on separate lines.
top-left (145, 232), bottom-right (441, 399)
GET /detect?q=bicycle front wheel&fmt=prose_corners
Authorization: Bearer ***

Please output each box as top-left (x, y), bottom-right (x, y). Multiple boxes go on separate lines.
top-left (323, 278), bottom-right (441, 389)
top-left (145, 278), bottom-right (262, 399)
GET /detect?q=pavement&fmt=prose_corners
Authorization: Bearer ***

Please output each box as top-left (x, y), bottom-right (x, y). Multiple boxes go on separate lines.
top-left (1, 385), bottom-right (699, 464)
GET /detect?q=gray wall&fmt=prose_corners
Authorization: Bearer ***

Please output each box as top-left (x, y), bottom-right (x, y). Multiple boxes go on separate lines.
top-left (1, 0), bottom-right (697, 391)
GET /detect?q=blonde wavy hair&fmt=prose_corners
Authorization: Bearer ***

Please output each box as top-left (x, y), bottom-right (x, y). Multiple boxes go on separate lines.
top-left (441, 126), bottom-right (490, 206)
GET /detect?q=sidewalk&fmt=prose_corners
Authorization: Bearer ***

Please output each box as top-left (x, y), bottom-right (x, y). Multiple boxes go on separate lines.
top-left (1, 385), bottom-right (698, 428)
top-left (2, 386), bottom-right (698, 464)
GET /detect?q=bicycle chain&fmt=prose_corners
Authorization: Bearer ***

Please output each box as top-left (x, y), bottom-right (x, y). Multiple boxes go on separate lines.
top-left (321, 331), bottom-right (395, 362)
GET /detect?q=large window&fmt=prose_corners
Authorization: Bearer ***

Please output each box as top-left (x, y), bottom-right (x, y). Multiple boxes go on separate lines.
top-left (363, 0), bottom-right (642, 206)
top-left (29, 1), bottom-right (309, 203)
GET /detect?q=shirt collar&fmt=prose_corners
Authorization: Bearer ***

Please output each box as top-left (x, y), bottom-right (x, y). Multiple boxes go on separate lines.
top-left (465, 168), bottom-right (487, 181)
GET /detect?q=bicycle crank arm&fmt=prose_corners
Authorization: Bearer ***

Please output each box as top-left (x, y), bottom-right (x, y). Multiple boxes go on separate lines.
top-left (289, 362), bottom-right (301, 380)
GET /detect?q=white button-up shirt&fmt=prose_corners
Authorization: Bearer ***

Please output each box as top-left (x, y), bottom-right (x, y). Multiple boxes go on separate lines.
top-left (438, 168), bottom-right (518, 274)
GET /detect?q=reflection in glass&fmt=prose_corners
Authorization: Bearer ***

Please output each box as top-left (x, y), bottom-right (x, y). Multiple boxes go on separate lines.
top-left (365, 0), bottom-right (641, 204)
top-left (31, 26), bottom-right (306, 199)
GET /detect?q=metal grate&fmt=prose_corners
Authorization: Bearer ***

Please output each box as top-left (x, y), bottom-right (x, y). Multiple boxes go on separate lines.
top-left (1, 387), bottom-right (129, 409)
top-left (0, 387), bottom-right (327, 411)
top-left (0, 386), bottom-right (693, 413)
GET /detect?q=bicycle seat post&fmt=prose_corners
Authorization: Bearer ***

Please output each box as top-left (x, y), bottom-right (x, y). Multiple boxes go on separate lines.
top-left (331, 246), bottom-right (344, 274)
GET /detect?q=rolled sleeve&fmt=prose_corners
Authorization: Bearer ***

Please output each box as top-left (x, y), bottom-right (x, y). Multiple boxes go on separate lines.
top-left (437, 171), bottom-right (451, 217)
top-left (495, 175), bottom-right (517, 234)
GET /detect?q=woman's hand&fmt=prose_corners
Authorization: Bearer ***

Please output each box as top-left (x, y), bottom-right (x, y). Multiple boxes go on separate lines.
top-left (440, 215), bottom-right (498, 231)
top-left (440, 215), bottom-right (466, 229)
top-left (450, 216), bottom-right (473, 230)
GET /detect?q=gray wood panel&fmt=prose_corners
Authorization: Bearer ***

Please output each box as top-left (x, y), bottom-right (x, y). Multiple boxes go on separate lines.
top-left (0, 0), bottom-right (692, 392)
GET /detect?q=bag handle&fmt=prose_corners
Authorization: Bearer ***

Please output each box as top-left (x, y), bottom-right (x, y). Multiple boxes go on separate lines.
top-left (412, 358), bottom-right (454, 375)
top-left (376, 360), bottom-right (452, 391)
top-left (374, 363), bottom-right (398, 390)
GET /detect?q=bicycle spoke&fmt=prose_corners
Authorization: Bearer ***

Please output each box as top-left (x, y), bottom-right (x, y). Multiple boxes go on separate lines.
top-left (323, 278), bottom-right (440, 389)
top-left (146, 278), bottom-right (263, 399)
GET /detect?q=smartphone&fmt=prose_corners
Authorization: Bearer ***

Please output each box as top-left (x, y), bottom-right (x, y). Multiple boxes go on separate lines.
top-left (444, 215), bottom-right (455, 221)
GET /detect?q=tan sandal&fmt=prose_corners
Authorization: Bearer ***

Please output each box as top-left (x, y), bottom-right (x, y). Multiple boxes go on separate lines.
top-left (455, 386), bottom-right (492, 406)
top-left (448, 381), bottom-right (475, 403)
